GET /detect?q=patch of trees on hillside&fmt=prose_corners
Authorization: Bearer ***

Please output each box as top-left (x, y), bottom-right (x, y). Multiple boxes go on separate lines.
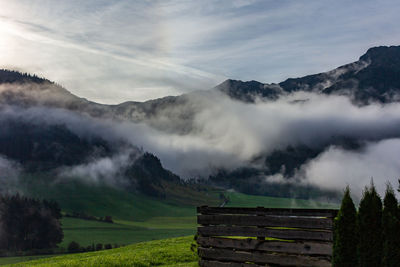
top-left (0, 120), bottom-right (112, 171)
top-left (124, 152), bottom-right (181, 198)
top-left (0, 194), bottom-right (63, 251)
top-left (65, 212), bottom-right (113, 223)
top-left (0, 69), bottom-right (46, 84)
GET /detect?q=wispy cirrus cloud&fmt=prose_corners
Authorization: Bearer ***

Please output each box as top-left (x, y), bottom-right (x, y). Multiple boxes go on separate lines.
top-left (0, 0), bottom-right (400, 103)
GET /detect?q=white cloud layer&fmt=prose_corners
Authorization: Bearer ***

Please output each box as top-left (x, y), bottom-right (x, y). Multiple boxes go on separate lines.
top-left (1, 85), bottom-right (400, 197)
top-left (0, 155), bottom-right (21, 194)
top-left (58, 149), bottom-right (137, 186)
top-left (130, 91), bottom-right (400, 182)
top-left (300, 139), bottom-right (400, 198)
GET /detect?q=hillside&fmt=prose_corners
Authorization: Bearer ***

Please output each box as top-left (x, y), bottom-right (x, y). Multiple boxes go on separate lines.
top-left (0, 192), bottom-right (338, 266)
top-left (20, 173), bottom-right (220, 221)
top-left (1, 45), bottom-right (400, 200)
top-left (3, 46), bottom-right (400, 120)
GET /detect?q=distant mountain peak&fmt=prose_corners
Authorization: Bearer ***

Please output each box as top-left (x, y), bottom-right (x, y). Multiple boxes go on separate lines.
top-left (215, 79), bottom-right (281, 102)
top-left (216, 45), bottom-right (400, 104)
top-left (1, 45), bottom-right (400, 110)
top-left (359, 45), bottom-right (400, 69)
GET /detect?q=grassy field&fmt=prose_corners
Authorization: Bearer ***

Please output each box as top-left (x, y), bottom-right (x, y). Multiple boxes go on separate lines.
top-left (60, 217), bottom-right (196, 248)
top-left (21, 177), bottom-right (203, 221)
top-left (58, 191), bottom-right (338, 248)
top-left (0, 217), bottom-right (197, 266)
top-left (0, 176), bottom-right (339, 266)
top-left (22, 180), bottom-right (202, 249)
top-left (4, 236), bottom-right (198, 267)
top-left (225, 191), bottom-right (339, 209)
top-left (0, 255), bottom-right (59, 266)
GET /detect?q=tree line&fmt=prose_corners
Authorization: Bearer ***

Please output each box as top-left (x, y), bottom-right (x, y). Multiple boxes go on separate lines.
top-left (0, 194), bottom-right (63, 251)
top-left (64, 212), bottom-right (113, 223)
top-left (67, 241), bottom-right (121, 253)
top-left (333, 180), bottom-right (400, 267)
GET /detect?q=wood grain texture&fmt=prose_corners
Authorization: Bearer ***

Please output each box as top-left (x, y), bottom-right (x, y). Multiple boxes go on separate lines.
top-left (196, 207), bottom-right (335, 266)
top-left (198, 226), bottom-right (333, 241)
top-left (197, 206), bottom-right (338, 218)
top-left (198, 247), bottom-right (331, 267)
top-left (197, 236), bottom-right (332, 256)
top-left (198, 214), bottom-right (333, 229)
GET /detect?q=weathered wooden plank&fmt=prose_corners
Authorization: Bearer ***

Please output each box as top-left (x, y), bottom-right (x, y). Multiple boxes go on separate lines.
top-left (198, 215), bottom-right (333, 229)
top-left (198, 247), bottom-right (331, 267)
top-left (197, 236), bottom-right (332, 256)
top-left (197, 206), bottom-right (338, 218)
top-left (198, 226), bottom-right (332, 241)
top-left (199, 259), bottom-right (271, 267)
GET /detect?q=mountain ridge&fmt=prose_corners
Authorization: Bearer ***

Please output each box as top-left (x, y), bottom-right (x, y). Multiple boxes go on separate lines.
top-left (218, 45), bottom-right (400, 103)
top-left (1, 45), bottom-right (400, 199)
top-left (2, 45), bottom-right (400, 119)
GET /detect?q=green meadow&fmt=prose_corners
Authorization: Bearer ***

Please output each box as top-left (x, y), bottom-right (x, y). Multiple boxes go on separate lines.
top-left (225, 191), bottom-right (338, 209)
top-left (3, 236), bottom-right (198, 267)
top-left (61, 217), bottom-right (196, 248)
top-left (0, 176), bottom-right (339, 266)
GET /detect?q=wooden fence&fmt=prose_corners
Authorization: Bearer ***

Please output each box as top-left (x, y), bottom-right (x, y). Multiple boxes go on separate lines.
top-left (196, 206), bottom-right (338, 267)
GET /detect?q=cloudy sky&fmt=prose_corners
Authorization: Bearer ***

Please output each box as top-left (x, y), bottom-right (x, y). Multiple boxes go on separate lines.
top-left (0, 0), bottom-right (400, 104)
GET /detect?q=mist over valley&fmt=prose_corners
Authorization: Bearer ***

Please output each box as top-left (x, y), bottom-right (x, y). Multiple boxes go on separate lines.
top-left (1, 46), bottom-right (400, 200)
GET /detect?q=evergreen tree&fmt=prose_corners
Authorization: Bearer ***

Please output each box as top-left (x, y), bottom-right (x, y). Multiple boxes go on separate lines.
top-left (0, 194), bottom-right (63, 251)
top-left (332, 186), bottom-right (358, 267)
top-left (382, 183), bottom-right (400, 267)
top-left (358, 181), bottom-right (383, 267)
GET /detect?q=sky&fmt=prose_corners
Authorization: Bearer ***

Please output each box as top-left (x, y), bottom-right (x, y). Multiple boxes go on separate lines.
top-left (0, 0), bottom-right (400, 104)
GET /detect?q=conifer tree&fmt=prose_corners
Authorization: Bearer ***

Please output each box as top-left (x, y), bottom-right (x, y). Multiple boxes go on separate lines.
top-left (382, 183), bottom-right (400, 267)
top-left (358, 180), bottom-right (383, 267)
top-left (332, 186), bottom-right (358, 267)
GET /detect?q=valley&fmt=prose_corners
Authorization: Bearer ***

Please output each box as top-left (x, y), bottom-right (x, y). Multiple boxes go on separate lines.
top-left (1, 1), bottom-right (399, 265)
top-left (0, 189), bottom-right (338, 266)
top-left (0, 45), bottom-right (399, 266)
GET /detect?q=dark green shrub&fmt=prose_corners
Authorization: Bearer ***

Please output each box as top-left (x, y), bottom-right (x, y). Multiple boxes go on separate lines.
top-left (95, 243), bottom-right (103, 251)
top-left (67, 241), bottom-right (80, 253)
top-left (382, 184), bottom-right (400, 267)
top-left (358, 181), bottom-right (383, 267)
top-left (104, 244), bottom-right (112, 250)
top-left (104, 216), bottom-right (113, 223)
top-left (333, 186), bottom-right (358, 267)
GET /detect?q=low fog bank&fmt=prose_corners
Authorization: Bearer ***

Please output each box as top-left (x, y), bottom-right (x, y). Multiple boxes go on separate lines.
top-left (300, 138), bottom-right (400, 198)
top-left (0, 105), bottom-right (144, 187)
top-left (57, 148), bottom-right (140, 186)
top-left (2, 82), bottom-right (400, 198)
top-left (0, 155), bottom-right (21, 194)
top-left (131, 92), bottom-right (400, 187)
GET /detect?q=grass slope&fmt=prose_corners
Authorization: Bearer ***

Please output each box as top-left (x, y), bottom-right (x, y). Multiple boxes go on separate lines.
top-left (0, 256), bottom-right (58, 266)
top-left (226, 191), bottom-right (339, 208)
top-left (0, 192), bottom-right (339, 266)
top-left (0, 174), bottom-right (339, 266)
top-left (58, 192), bottom-right (338, 248)
top-left (22, 177), bottom-right (204, 221)
top-left (17, 175), bottom-right (207, 250)
top-left (6, 236), bottom-right (197, 267)
top-left (60, 217), bottom-right (195, 248)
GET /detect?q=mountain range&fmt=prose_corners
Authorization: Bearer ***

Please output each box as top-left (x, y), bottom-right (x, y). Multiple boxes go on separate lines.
top-left (1, 45), bottom-right (400, 200)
